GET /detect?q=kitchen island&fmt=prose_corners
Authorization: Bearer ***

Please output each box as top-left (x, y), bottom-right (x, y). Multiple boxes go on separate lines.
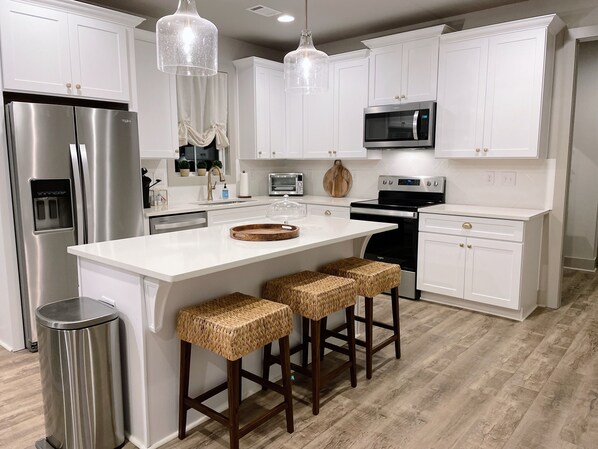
top-left (67, 216), bottom-right (395, 449)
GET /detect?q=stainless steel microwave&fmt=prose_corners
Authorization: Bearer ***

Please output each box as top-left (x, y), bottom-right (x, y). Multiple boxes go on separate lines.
top-left (363, 101), bottom-right (436, 149)
top-left (268, 173), bottom-right (304, 196)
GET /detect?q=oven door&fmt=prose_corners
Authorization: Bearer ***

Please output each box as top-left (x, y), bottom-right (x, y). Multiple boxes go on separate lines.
top-left (350, 208), bottom-right (419, 299)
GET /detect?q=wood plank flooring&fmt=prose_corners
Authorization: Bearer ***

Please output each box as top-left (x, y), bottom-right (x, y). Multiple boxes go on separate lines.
top-left (1, 268), bottom-right (597, 449)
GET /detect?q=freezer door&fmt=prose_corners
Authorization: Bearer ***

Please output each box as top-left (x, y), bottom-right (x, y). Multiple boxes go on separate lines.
top-left (6, 102), bottom-right (80, 348)
top-left (74, 108), bottom-right (143, 242)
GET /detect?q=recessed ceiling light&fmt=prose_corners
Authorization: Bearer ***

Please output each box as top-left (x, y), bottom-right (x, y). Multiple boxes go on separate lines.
top-left (277, 14), bottom-right (295, 23)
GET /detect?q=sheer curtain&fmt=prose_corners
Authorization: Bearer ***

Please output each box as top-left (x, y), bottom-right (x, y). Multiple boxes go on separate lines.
top-left (177, 72), bottom-right (229, 150)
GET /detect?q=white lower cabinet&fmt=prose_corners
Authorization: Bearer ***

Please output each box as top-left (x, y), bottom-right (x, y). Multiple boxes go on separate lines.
top-left (306, 204), bottom-right (350, 219)
top-left (417, 212), bottom-right (543, 320)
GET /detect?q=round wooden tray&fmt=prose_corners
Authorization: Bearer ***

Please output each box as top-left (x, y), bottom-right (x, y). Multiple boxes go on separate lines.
top-left (230, 223), bottom-right (299, 241)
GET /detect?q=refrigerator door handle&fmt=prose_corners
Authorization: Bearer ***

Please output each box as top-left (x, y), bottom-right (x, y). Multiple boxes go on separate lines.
top-left (79, 144), bottom-right (94, 243)
top-left (69, 144), bottom-right (85, 245)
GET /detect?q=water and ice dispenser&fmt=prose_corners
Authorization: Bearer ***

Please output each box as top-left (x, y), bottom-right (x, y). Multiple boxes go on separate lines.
top-left (31, 179), bottom-right (73, 232)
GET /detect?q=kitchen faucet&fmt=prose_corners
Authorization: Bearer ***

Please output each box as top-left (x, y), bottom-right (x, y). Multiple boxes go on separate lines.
top-left (207, 166), bottom-right (225, 201)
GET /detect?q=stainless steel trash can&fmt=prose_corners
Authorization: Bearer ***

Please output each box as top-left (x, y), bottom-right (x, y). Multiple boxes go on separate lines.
top-left (35, 297), bottom-right (124, 449)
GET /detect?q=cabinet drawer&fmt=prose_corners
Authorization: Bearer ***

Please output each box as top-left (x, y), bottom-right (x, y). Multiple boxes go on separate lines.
top-left (207, 205), bottom-right (269, 226)
top-left (419, 213), bottom-right (523, 242)
top-left (307, 204), bottom-right (350, 219)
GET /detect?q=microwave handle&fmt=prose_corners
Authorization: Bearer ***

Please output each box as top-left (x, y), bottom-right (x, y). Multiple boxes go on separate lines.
top-left (412, 110), bottom-right (419, 140)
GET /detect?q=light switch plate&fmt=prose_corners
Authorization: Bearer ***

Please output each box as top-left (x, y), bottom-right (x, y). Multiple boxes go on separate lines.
top-left (485, 171), bottom-right (495, 185)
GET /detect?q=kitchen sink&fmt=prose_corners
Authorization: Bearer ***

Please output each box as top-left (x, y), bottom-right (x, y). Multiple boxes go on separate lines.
top-left (194, 199), bottom-right (254, 206)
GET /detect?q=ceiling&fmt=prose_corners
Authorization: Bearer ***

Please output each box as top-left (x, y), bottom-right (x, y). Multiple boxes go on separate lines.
top-left (82, 0), bottom-right (530, 51)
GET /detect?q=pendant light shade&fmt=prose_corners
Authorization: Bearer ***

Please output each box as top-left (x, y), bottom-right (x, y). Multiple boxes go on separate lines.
top-left (156, 0), bottom-right (217, 76)
top-left (284, 0), bottom-right (329, 94)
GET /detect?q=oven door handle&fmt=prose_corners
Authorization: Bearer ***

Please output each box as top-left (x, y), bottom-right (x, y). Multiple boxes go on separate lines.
top-left (412, 110), bottom-right (419, 141)
top-left (351, 207), bottom-right (417, 219)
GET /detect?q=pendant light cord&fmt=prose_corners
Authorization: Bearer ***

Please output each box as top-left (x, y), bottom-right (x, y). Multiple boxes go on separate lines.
top-left (305, 0), bottom-right (308, 30)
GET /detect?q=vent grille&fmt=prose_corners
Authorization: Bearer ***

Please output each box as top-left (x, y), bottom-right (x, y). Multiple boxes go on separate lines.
top-left (247, 5), bottom-right (281, 17)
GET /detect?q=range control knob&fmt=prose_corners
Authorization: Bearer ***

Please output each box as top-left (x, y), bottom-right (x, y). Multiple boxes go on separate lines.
top-left (389, 180), bottom-right (393, 185)
top-left (434, 181), bottom-right (439, 186)
top-left (426, 181), bottom-right (432, 186)
top-left (382, 180), bottom-right (387, 185)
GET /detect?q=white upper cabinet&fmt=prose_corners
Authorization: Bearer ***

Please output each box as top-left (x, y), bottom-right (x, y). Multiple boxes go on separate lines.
top-left (0, 0), bottom-right (142, 102)
top-left (435, 15), bottom-right (565, 159)
top-left (133, 30), bottom-right (178, 159)
top-left (363, 25), bottom-right (452, 106)
top-left (235, 58), bottom-right (286, 160)
top-left (302, 68), bottom-right (334, 159)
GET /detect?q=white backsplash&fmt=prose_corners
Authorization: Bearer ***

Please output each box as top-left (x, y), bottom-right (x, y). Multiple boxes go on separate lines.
top-left (240, 151), bottom-right (556, 209)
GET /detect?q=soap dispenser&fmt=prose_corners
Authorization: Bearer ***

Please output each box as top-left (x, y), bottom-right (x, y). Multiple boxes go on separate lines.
top-left (221, 183), bottom-right (229, 199)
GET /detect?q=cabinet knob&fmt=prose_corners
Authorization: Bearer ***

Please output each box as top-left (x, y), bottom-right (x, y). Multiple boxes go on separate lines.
top-left (324, 210), bottom-right (332, 216)
top-left (75, 83), bottom-right (81, 89)
top-left (333, 150), bottom-right (337, 155)
top-left (459, 243), bottom-right (464, 248)
top-left (467, 244), bottom-right (472, 249)
top-left (272, 152), bottom-right (276, 156)
top-left (66, 82), bottom-right (72, 88)
top-left (328, 150), bottom-right (332, 155)
top-left (462, 222), bottom-right (473, 230)
top-left (401, 94), bottom-right (406, 99)
top-left (475, 148), bottom-right (481, 153)
top-left (394, 95), bottom-right (401, 100)
top-left (483, 148), bottom-right (488, 153)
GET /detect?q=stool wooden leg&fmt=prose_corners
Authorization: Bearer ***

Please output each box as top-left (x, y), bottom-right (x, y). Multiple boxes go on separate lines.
top-left (320, 316), bottom-right (328, 361)
top-left (227, 359), bottom-right (241, 449)
top-left (391, 286), bottom-right (401, 359)
top-left (310, 319), bottom-right (321, 415)
top-left (345, 306), bottom-right (357, 388)
top-left (365, 296), bottom-right (374, 380)
top-left (302, 317), bottom-right (309, 368)
top-left (238, 358), bottom-right (243, 406)
top-left (279, 336), bottom-right (294, 433)
top-left (262, 342), bottom-right (272, 391)
top-left (178, 341), bottom-right (191, 440)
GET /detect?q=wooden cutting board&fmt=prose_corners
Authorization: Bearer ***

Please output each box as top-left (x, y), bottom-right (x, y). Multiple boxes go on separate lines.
top-left (323, 160), bottom-right (352, 197)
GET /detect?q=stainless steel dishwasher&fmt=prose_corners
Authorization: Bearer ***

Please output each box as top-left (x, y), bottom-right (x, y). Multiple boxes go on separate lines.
top-left (149, 211), bottom-right (207, 234)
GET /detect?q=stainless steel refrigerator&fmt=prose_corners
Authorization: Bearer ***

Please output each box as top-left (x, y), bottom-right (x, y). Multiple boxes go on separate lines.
top-left (6, 102), bottom-right (144, 350)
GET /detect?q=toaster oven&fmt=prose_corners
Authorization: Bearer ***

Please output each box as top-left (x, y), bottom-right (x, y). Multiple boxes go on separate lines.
top-left (268, 173), bottom-right (304, 196)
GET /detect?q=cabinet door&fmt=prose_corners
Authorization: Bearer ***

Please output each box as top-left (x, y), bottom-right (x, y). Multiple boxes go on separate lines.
top-left (435, 38), bottom-right (488, 158)
top-left (255, 67), bottom-right (271, 159)
top-left (401, 37), bottom-right (439, 103)
top-left (482, 29), bottom-right (546, 158)
top-left (417, 232), bottom-right (466, 298)
top-left (306, 204), bottom-right (350, 219)
top-left (134, 33), bottom-right (178, 159)
top-left (68, 15), bottom-right (130, 102)
top-left (463, 237), bottom-right (522, 309)
top-left (368, 44), bottom-right (402, 106)
top-left (0, 0), bottom-right (71, 95)
top-left (334, 57), bottom-right (369, 159)
top-left (303, 70), bottom-right (334, 159)
top-left (285, 93), bottom-right (304, 159)
top-left (268, 70), bottom-right (286, 160)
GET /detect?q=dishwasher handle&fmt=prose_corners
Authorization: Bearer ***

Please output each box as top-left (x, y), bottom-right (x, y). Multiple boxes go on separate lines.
top-left (153, 218), bottom-right (206, 231)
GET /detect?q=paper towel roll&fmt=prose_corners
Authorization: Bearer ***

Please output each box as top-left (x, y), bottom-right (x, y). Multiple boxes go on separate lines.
top-left (239, 171), bottom-right (249, 197)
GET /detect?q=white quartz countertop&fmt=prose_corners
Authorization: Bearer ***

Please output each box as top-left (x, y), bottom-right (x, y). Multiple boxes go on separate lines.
top-left (143, 195), bottom-right (366, 218)
top-left (419, 204), bottom-right (550, 221)
top-left (68, 216), bottom-right (394, 282)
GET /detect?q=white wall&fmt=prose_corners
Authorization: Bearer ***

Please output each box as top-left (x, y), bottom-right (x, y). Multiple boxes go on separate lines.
top-left (563, 41), bottom-right (598, 270)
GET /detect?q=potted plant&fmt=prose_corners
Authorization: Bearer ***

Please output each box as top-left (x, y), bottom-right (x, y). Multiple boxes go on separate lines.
top-left (212, 159), bottom-right (223, 170)
top-left (179, 159), bottom-right (190, 177)
top-left (196, 160), bottom-right (207, 176)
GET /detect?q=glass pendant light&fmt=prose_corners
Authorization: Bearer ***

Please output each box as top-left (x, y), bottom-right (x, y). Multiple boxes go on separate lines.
top-left (284, 0), bottom-right (329, 94)
top-left (156, 0), bottom-right (217, 76)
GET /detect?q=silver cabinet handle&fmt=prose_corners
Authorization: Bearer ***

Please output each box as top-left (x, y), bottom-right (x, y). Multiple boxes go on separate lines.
top-left (459, 243), bottom-right (464, 248)
top-left (324, 210), bottom-right (332, 216)
top-left (154, 218), bottom-right (207, 230)
top-left (467, 244), bottom-right (472, 249)
top-left (462, 222), bottom-right (472, 230)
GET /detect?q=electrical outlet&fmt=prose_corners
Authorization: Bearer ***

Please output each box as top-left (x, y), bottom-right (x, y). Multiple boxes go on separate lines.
top-left (500, 171), bottom-right (517, 186)
top-left (485, 171), bottom-right (495, 185)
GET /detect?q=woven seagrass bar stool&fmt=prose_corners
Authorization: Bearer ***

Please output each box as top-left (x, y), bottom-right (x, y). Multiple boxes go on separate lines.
top-left (176, 292), bottom-right (294, 449)
top-left (320, 257), bottom-right (401, 379)
top-left (261, 271), bottom-right (357, 415)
